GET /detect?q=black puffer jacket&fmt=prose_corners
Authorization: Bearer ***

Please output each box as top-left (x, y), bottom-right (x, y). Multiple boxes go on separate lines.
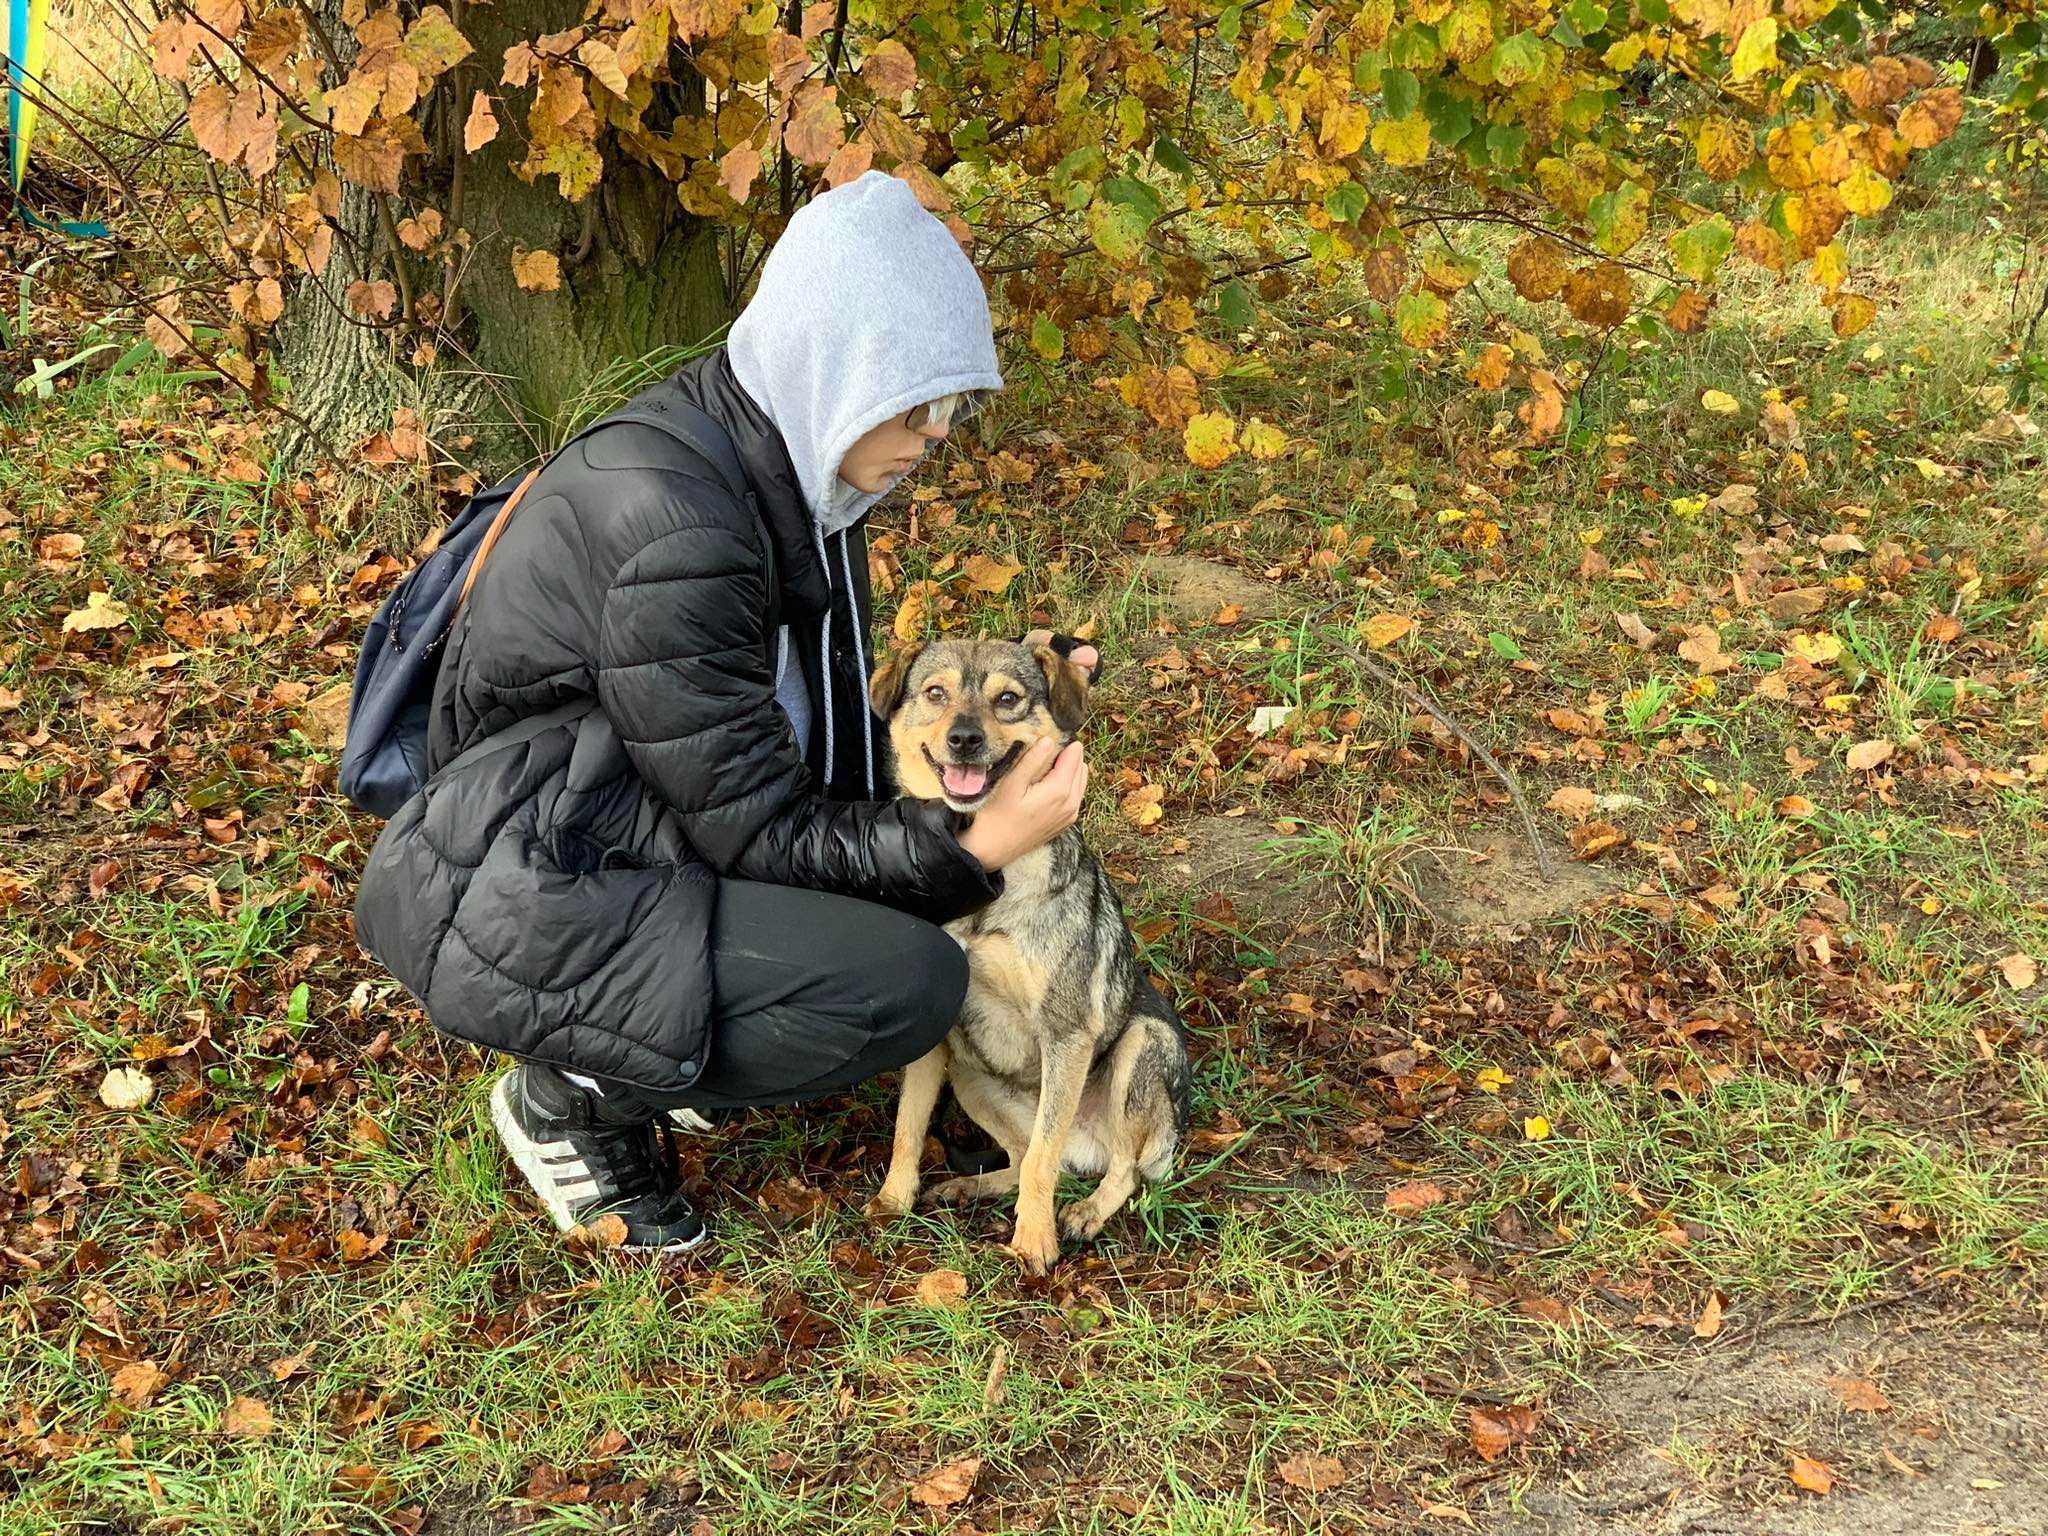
top-left (353, 352), bottom-right (1000, 1092)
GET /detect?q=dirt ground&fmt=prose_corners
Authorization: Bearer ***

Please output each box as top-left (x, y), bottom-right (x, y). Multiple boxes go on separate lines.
top-left (1481, 1310), bottom-right (2048, 1536)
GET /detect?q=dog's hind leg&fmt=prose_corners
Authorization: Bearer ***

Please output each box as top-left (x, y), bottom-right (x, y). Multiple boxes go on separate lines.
top-left (869, 1040), bottom-right (950, 1220)
top-left (1010, 1035), bottom-right (1094, 1275)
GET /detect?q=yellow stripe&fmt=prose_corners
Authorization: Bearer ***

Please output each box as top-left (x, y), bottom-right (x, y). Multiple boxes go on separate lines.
top-left (11, 0), bottom-right (53, 189)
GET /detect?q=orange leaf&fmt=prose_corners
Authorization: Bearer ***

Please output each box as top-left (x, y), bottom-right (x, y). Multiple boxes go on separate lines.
top-left (907, 1456), bottom-right (980, 1509)
top-left (464, 92), bottom-right (499, 152)
top-left (1277, 1451), bottom-right (1346, 1490)
top-left (1789, 1455), bottom-right (1835, 1495)
top-left (1825, 1374), bottom-right (1891, 1414)
top-left (1693, 1292), bottom-right (1724, 1339)
top-left (915, 1268), bottom-right (968, 1309)
top-left (1383, 1179), bottom-right (1447, 1217)
top-left (1844, 738), bottom-right (1894, 773)
top-left (511, 247), bottom-right (562, 294)
top-left (222, 1396), bottom-right (275, 1439)
top-left (112, 1361), bottom-right (170, 1409)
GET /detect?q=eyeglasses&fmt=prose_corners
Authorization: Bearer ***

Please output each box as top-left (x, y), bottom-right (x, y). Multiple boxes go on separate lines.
top-left (905, 390), bottom-right (989, 431)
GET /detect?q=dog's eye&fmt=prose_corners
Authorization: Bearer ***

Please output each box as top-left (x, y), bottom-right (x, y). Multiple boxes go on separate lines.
top-left (923, 684), bottom-right (947, 704)
top-left (994, 690), bottom-right (1022, 710)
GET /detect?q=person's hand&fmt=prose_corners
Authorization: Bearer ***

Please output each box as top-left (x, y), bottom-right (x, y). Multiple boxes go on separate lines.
top-left (956, 737), bottom-right (1087, 871)
top-left (1021, 629), bottom-right (1099, 681)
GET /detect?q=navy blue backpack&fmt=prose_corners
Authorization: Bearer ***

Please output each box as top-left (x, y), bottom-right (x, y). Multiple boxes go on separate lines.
top-left (338, 399), bottom-right (749, 818)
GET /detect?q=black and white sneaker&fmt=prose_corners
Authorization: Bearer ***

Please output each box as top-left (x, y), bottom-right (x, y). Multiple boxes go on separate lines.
top-left (490, 1064), bottom-right (708, 1253)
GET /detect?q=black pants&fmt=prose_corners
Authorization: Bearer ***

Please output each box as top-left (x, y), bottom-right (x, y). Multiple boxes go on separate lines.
top-left (591, 880), bottom-right (967, 1115)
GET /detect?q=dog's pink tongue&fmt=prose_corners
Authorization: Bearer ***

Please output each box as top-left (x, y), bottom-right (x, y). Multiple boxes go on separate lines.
top-left (943, 764), bottom-right (990, 799)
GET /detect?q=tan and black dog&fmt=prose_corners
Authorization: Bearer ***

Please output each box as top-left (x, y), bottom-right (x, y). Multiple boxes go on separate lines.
top-left (866, 638), bottom-right (1190, 1274)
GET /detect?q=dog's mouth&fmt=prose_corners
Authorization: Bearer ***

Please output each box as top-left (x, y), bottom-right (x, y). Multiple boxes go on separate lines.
top-left (922, 740), bottom-right (1026, 808)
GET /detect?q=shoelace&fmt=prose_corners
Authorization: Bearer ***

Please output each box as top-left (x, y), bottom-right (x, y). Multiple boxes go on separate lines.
top-left (586, 1116), bottom-right (691, 1218)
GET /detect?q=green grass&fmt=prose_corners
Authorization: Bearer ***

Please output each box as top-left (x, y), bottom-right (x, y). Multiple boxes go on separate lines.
top-left (5, 183), bottom-right (2047, 1534)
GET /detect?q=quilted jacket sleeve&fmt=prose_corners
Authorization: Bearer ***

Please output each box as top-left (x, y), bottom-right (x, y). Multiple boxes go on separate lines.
top-left (595, 475), bottom-right (1000, 926)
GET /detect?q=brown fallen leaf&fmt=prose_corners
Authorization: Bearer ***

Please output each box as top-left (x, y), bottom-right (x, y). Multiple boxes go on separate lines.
top-left (1384, 1179), bottom-right (1448, 1218)
top-left (1277, 1451), bottom-right (1347, 1490)
top-left (222, 1395), bottom-right (275, 1439)
top-left (1544, 785), bottom-right (1596, 822)
top-left (1468, 1403), bottom-right (1541, 1462)
top-left (915, 1268), bottom-right (968, 1309)
top-left (564, 1212), bottom-right (629, 1253)
top-left (1615, 611), bottom-right (1657, 649)
top-left (1845, 738), bottom-right (1895, 773)
top-left (1693, 1292), bottom-right (1725, 1339)
top-left (1825, 1374), bottom-right (1892, 1414)
top-left (111, 1360), bottom-right (169, 1409)
top-left (907, 1456), bottom-right (980, 1509)
top-left (982, 1342), bottom-right (1009, 1408)
top-left (1764, 586), bottom-right (1827, 621)
top-left (1789, 1455), bottom-right (1835, 1495)
top-left (1997, 952), bottom-right (2037, 990)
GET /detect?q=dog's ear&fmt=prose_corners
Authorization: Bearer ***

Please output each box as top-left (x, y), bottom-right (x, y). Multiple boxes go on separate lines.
top-left (868, 641), bottom-right (925, 718)
top-left (1034, 644), bottom-right (1092, 734)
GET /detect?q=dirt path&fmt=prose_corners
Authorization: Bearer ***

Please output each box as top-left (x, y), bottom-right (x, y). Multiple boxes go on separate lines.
top-left (1485, 1310), bottom-right (2048, 1536)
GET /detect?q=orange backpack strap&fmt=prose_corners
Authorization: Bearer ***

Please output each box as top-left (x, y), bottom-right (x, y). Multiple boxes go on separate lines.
top-left (455, 465), bottom-right (542, 611)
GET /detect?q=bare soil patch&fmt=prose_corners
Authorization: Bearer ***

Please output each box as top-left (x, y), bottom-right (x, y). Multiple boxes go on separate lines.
top-left (1131, 554), bottom-right (1282, 628)
top-left (1412, 832), bottom-right (1635, 944)
top-left (1145, 812), bottom-right (1339, 949)
top-left (1487, 1310), bottom-right (2048, 1536)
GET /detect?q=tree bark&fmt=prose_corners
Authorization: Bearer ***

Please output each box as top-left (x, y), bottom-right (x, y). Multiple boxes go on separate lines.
top-left (278, 0), bottom-right (730, 473)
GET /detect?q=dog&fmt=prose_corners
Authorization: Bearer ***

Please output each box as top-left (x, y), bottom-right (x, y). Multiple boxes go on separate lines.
top-left (865, 637), bottom-right (1191, 1274)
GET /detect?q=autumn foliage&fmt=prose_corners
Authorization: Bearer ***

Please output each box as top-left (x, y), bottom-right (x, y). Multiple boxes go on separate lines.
top-left (131, 0), bottom-right (2031, 445)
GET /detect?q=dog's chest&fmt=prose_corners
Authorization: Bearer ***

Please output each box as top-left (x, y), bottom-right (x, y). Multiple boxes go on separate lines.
top-left (945, 847), bottom-right (1056, 1081)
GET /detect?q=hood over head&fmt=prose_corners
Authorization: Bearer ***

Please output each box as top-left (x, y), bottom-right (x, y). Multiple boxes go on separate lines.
top-left (728, 171), bottom-right (1003, 539)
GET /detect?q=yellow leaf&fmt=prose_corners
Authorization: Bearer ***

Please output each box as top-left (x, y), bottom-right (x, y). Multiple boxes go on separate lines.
top-left (1788, 631), bottom-right (1842, 665)
top-left (98, 1065), bottom-right (155, 1110)
top-left (1729, 17), bottom-right (1778, 83)
top-left (1183, 410), bottom-right (1239, 470)
top-left (1699, 389), bottom-right (1741, 416)
top-left (1241, 418), bottom-right (1287, 460)
top-left (1694, 116), bottom-right (1751, 182)
top-left (1810, 242), bottom-right (1847, 292)
top-left (62, 590), bottom-right (132, 634)
top-left (1319, 100), bottom-right (1371, 157)
top-left (962, 554), bottom-right (1022, 595)
top-left (1522, 1115), bottom-right (1552, 1142)
top-left (1474, 1066), bottom-right (1510, 1094)
top-left (1370, 113), bottom-right (1430, 167)
top-left (1360, 612), bottom-right (1413, 649)
top-left (1838, 164), bottom-right (1892, 217)
top-left (1119, 782), bottom-right (1166, 828)
top-left (1828, 292), bottom-right (1876, 338)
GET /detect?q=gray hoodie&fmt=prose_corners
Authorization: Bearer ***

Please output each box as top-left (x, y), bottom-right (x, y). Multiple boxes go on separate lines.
top-left (728, 173), bottom-right (1004, 786)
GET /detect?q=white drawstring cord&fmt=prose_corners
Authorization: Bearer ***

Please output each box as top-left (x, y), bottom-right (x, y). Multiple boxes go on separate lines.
top-left (810, 520), bottom-right (836, 788)
top-left (838, 528), bottom-right (876, 797)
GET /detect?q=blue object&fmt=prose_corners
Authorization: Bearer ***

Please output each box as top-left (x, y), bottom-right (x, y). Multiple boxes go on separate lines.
top-left (338, 397), bottom-right (750, 817)
top-left (3, 0), bottom-right (110, 236)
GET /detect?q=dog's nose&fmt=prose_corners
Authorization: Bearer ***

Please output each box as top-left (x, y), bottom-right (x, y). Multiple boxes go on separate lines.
top-left (947, 720), bottom-right (986, 758)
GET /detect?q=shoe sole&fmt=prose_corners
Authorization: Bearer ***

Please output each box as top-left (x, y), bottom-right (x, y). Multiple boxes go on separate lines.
top-left (490, 1073), bottom-right (709, 1256)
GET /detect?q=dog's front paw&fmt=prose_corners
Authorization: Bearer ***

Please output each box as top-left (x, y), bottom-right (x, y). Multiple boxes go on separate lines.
top-left (1007, 1217), bottom-right (1062, 1277)
top-left (1058, 1198), bottom-right (1112, 1244)
top-left (866, 1180), bottom-right (918, 1221)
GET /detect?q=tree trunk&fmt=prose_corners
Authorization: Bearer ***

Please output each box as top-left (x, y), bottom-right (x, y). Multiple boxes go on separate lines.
top-left (279, 0), bottom-right (730, 474)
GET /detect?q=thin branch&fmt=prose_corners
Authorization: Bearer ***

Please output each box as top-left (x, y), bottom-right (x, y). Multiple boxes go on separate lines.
top-left (1319, 602), bottom-right (1554, 879)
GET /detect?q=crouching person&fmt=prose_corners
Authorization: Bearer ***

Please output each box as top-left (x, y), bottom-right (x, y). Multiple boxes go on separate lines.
top-left (354, 173), bottom-right (1087, 1252)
